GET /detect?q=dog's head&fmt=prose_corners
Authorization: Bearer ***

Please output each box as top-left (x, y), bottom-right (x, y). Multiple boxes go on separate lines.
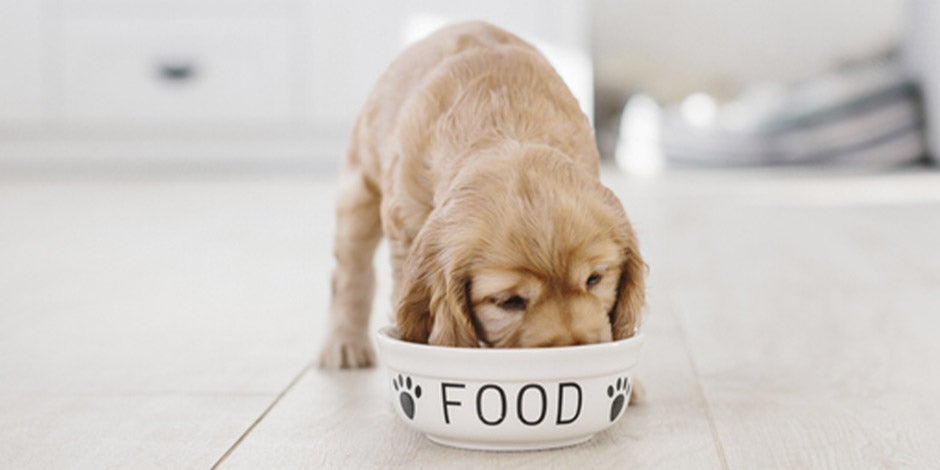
top-left (396, 147), bottom-right (645, 347)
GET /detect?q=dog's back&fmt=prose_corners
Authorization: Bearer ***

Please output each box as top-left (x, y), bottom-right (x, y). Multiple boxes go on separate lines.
top-left (350, 21), bottom-right (596, 187)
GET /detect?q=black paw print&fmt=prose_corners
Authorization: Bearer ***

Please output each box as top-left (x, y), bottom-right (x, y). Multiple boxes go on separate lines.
top-left (606, 377), bottom-right (632, 422)
top-left (392, 374), bottom-right (422, 420)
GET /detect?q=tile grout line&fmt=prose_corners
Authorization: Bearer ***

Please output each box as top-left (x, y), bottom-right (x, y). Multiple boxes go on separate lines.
top-left (671, 309), bottom-right (731, 470)
top-left (210, 362), bottom-right (313, 469)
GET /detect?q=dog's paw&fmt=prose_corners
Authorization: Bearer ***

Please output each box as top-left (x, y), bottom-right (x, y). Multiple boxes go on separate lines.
top-left (318, 334), bottom-right (375, 369)
top-left (629, 378), bottom-right (646, 405)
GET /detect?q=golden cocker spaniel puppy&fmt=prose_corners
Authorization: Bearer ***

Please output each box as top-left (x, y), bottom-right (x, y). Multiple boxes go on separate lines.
top-left (319, 21), bottom-right (645, 368)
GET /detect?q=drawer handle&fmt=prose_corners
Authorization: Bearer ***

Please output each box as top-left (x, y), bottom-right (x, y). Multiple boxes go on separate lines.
top-left (156, 61), bottom-right (196, 83)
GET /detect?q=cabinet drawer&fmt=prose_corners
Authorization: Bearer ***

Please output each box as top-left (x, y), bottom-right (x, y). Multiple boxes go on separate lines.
top-left (62, 17), bottom-right (293, 127)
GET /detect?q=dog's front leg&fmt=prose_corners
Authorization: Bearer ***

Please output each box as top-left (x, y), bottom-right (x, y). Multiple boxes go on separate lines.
top-left (318, 166), bottom-right (382, 369)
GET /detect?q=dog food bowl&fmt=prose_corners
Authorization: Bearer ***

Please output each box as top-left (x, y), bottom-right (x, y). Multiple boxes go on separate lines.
top-left (374, 326), bottom-right (645, 451)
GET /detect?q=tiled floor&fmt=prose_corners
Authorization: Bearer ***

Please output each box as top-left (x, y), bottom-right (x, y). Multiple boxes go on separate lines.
top-left (2, 167), bottom-right (939, 468)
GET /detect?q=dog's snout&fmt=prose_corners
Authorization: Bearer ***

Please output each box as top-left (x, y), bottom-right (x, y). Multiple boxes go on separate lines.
top-left (531, 330), bottom-right (602, 348)
top-left (535, 338), bottom-right (577, 348)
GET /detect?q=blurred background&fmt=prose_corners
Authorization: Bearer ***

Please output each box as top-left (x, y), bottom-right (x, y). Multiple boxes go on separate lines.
top-left (5, 2), bottom-right (940, 467)
top-left (2, 0), bottom-right (934, 172)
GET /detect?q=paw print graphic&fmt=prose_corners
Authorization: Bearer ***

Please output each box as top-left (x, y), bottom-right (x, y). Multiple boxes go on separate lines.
top-left (392, 374), bottom-right (422, 420)
top-left (606, 377), bottom-right (632, 422)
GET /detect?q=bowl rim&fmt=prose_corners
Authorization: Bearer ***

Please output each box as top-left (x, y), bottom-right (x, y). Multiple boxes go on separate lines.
top-left (374, 326), bottom-right (645, 380)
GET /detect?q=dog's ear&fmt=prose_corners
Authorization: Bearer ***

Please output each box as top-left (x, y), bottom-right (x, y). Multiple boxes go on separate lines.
top-left (610, 238), bottom-right (646, 339)
top-left (395, 235), bottom-right (434, 343)
top-left (396, 212), bottom-right (480, 347)
top-left (427, 271), bottom-right (479, 347)
top-left (600, 188), bottom-right (647, 340)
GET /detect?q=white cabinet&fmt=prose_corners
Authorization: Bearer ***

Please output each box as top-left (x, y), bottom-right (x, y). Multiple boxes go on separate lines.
top-left (0, 2), bottom-right (45, 126)
top-left (62, 17), bottom-right (294, 128)
top-left (0, 0), bottom-right (589, 165)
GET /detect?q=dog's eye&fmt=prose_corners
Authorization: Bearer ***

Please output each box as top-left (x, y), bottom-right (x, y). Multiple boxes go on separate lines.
top-left (586, 273), bottom-right (602, 287)
top-left (497, 295), bottom-right (527, 311)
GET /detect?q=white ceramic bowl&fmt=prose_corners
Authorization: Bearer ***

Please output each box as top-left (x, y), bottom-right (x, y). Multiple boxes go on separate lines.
top-left (374, 326), bottom-right (645, 451)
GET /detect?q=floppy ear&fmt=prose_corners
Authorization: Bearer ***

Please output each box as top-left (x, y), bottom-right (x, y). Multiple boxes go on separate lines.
top-left (395, 235), bottom-right (434, 343)
top-left (427, 271), bottom-right (479, 347)
top-left (396, 214), bottom-right (480, 347)
top-left (610, 237), bottom-right (646, 339)
top-left (599, 188), bottom-right (647, 340)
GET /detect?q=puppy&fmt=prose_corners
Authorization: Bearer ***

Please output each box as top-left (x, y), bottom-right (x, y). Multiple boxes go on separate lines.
top-left (319, 21), bottom-right (645, 369)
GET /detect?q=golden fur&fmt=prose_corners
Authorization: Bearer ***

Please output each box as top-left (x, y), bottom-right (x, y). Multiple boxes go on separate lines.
top-left (319, 21), bottom-right (645, 368)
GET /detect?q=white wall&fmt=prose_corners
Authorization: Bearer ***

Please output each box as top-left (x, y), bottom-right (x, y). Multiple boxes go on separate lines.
top-left (0, 2), bottom-right (44, 126)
